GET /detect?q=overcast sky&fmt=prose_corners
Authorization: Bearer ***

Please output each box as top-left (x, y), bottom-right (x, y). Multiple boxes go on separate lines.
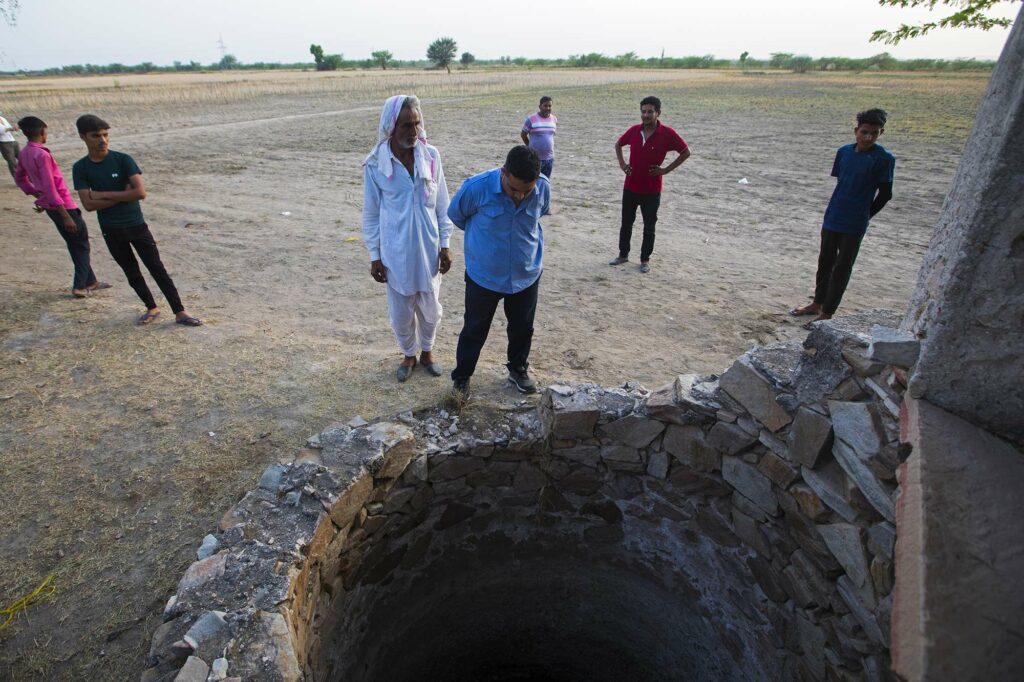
top-left (0, 0), bottom-right (1017, 70)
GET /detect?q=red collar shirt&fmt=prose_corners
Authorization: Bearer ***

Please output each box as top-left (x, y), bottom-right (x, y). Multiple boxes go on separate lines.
top-left (617, 122), bottom-right (688, 195)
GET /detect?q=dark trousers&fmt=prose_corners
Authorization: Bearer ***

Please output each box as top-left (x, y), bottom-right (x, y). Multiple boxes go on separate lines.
top-left (540, 159), bottom-right (554, 179)
top-left (1, 141), bottom-right (19, 177)
top-left (452, 273), bottom-right (540, 381)
top-left (619, 188), bottom-right (661, 261)
top-left (45, 208), bottom-right (97, 290)
top-left (102, 223), bottom-right (184, 313)
top-left (813, 228), bottom-right (864, 315)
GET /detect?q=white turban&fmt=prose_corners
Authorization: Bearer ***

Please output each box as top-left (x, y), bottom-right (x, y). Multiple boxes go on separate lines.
top-left (364, 95), bottom-right (435, 198)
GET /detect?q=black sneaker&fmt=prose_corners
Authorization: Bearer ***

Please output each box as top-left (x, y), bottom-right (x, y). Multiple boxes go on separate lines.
top-left (507, 367), bottom-right (538, 394)
top-left (452, 378), bottom-right (471, 402)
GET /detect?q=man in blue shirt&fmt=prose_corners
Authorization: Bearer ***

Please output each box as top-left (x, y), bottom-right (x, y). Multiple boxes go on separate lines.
top-left (448, 146), bottom-right (550, 399)
top-left (791, 108), bottom-right (895, 328)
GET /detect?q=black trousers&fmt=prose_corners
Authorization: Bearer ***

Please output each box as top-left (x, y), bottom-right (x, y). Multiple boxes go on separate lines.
top-left (814, 229), bottom-right (864, 315)
top-left (102, 223), bottom-right (184, 313)
top-left (46, 209), bottom-right (97, 290)
top-left (452, 273), bottom-right (540, 382)
top-left (619, 188), bottom-right (661, 261)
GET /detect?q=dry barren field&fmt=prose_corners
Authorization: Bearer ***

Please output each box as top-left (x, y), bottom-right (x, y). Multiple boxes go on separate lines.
top-left (0, 68), bottom-right (987, 680)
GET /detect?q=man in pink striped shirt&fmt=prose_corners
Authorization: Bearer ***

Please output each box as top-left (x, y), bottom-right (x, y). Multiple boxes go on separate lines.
top-left (14, 116), bottom-right (108, 298)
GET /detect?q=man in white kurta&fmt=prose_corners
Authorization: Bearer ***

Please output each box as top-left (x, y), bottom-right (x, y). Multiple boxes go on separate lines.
top-left (362, 95), bottom-right (454, 382)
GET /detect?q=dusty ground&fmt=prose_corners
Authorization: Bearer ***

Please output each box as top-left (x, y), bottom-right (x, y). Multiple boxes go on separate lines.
top-left (0, 68), bottom-right (986, 680)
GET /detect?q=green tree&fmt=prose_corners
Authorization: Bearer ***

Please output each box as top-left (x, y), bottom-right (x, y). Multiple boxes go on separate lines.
top-left (427, 37), bottom-right (458, 73)
top-left (322, 54), bottom-right (343, 70)
top-left (790, 54), bottom-right (814, 72)
top-left (460, 51), bottom-right (475, 68)
top-left (371, 50), bottom-right (393, 70)
top-left (740, 51), bottom-right (749, 65)
top-left (218, 54), bottom-right (239, 70)
top-left (871, 0), bottom-right (1017, 44)
top-left (310, 43), bottom-right (325, 70)
top-left (769, 52), bottom-right (794, 69)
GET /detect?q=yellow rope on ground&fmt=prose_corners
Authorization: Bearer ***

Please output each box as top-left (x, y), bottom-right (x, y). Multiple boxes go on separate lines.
top-left (0, 575), bottom-right (55, 631)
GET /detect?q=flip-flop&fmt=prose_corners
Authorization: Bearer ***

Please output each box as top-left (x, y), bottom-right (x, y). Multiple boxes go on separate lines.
top-left (137, 311), bottom-right (160, 325)
top-left (396, 360), bottom-right (417, 383)
top-left (789, 306), bottom-right (818, 317)
top-left (87, 282), bottom-right (112, 291)
top-left (175, 316), bottom-right (203, 327)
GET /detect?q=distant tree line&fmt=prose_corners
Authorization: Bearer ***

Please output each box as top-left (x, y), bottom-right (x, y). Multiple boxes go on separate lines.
top-left (1, 50), bottom-right (995, 78)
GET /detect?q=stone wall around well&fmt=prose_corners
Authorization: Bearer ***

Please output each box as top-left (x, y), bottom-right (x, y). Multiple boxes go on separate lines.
top-left (143, 310), bottom-right (912, 682)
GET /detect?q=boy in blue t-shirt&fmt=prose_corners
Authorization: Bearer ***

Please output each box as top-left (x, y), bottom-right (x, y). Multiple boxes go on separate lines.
top-left (72, 114), bottom-right (202, 326)
top-left (790, 108), bottom-right (895, 327)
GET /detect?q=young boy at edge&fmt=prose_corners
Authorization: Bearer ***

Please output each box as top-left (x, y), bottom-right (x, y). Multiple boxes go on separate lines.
top-left (72, 114), bottom-right (202, 326)
top-left (790, 108), bottom-right (895, 327)
top-left (14, 115), bottom-right (109, 298)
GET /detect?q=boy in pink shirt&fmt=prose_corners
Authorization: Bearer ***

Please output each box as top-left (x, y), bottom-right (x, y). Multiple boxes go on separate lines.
top-left (14, 116), bottom-right (108, 298)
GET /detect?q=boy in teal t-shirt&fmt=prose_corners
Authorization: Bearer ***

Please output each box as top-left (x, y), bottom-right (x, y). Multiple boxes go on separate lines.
top-left (72, 114), bottom-right (202, 326)
top-left (790, 108), bottom-right (895, 327)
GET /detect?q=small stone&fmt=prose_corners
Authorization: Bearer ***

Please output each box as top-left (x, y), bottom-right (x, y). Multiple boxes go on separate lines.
top-left (600, 445), bottom-right (640, 463)
top-left (829, 401), bottom-right (885, 460)
top-left (720, 355), bottom-right (793, 431)
top-left (434, 502), bottom-right (476, 530)
top-left (841, 347), bottom-right (886, 377)
top-left (867, 325), bottom-right (920, 367)
top-left (556, 445), bottom-right (601, 466)
top-left (347, 415), bottom-right (369, 428)
top-left (758, 429), bottom-right (789, 459)
top-left (801, 461), bottom-right (858, 523)
top-left (747, 555), bottom-right (788, 603)
top-left (788, 407), bottom-right (834, 468)
top-left (176, 552), bottom-right (227, 595)
top-left (258, 464), bottom-right (287, 491)
top-left (836, 575), bottom-right (884, 645)
top-left (732, 508), bottom-right (770, 556)
top-left (789, 483), bottom-right (831, 522)
top-left (722, 455), bottom-right (778, 515)
top-left (599, 414), bottom-right (665, 448)
top-left (173, 656), bottom-right (209, 682)
top-left (541, 388), bottom-right (600, 439)
top-left (782, 564), bottom-right (817, 608)
top-left (832, 439), bottom-right (896, 523)
top-left (757, 452), bottom-right (799, 488)
top-left (708, 422), bottom-right (758, 455)
top-left (870, 556), bottom-right (894, 596)
top-left (646, 451), bottom-right (669, 479)
top-left (818, 523), bottom-right (871, 589)
top-left (513, 463), bottom-right (547, 492)
top-left (663, 424), bottom-right (721, 471)
top-left (867, 521), bottom-right (896, 560)
top-left (196, 534), bottom-right (219, 561)
top-left (429, 456), bottom-right (485, 481)
top-left (210, 658), bottom-right (229, 680)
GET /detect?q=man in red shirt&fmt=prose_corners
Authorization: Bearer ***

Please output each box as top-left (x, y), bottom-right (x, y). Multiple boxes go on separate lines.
top-left (611, 96), bottom-right (690, 273)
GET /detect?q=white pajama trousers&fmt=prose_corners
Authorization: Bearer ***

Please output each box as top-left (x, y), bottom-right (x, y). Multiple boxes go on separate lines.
top-left (386, 279), bottom-right (443, 357)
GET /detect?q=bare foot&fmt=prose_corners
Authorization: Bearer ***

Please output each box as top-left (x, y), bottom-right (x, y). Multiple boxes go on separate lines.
top-left (801, 313), bottom-right (832, 330)
top-left (72, 288), bottom-right (90, 298)
top-left (789, 303), bottom-right (821, 317)
top-left (400, 355), bottom-right (417, 368)
top-left (419, 350), bottom-right (435, 365)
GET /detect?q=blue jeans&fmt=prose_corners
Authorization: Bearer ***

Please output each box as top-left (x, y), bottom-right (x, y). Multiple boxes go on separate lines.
top-left (45, 208), bottom-right (97, 290)
top-left (539, 158), bottom-right (554, 179)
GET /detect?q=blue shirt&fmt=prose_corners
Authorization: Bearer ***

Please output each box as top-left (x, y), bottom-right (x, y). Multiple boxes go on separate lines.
top-left (448, 168), bottom-right (550, 294)
top-left (822, 143), bottom-right (895, 235)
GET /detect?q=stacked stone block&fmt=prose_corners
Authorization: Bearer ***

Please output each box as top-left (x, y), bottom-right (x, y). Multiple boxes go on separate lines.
top-left (144, 311), bottom-right (914, 682)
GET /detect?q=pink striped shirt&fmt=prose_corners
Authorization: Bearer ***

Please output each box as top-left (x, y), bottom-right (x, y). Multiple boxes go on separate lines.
top-left (15, 141), bottom-right (77, 210)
